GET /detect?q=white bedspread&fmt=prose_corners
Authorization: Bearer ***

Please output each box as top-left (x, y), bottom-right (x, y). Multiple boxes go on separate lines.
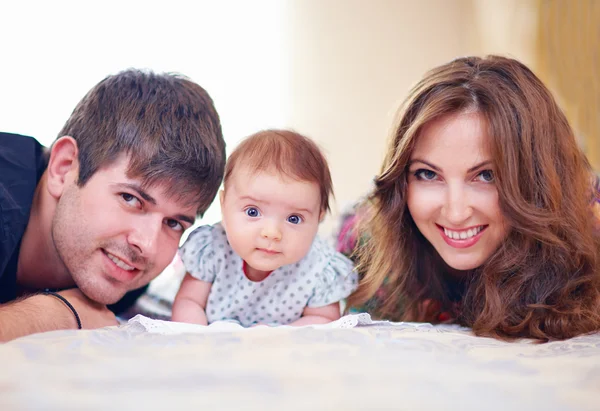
top-left (2, 314), bottom-right (599, 410)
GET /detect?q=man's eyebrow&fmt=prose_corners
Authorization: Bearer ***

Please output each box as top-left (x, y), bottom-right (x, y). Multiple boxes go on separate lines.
top-left (117, 183), bottom-right (196, 225)
top-left (174, 214), bottom-right (196, 226)
top-left (119, 183), bottom-right (157, 205)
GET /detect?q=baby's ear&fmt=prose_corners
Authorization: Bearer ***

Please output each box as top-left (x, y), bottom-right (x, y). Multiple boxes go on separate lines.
top-left (219, 189), bottom-right (225, 208)
top-left (319, 210), bottom-right (326, 223)
top-left (219, 190), bottom-right (227, 229)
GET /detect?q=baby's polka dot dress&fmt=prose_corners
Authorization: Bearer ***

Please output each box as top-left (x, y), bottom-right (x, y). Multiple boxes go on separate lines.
top-left (179, 223), bottom-right (358, 327)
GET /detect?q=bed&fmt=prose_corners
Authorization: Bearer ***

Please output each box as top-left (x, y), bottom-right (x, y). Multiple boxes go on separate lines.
top-left (2, 313), bottom-right (598, 410)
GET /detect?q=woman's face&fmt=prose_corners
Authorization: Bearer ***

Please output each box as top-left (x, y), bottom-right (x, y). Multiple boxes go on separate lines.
top-left (406, 112), bottom-right (508, 272)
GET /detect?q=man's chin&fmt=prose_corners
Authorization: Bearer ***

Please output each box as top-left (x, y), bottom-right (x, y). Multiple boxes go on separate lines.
top-left (78, 284), bottom-right (127, 305)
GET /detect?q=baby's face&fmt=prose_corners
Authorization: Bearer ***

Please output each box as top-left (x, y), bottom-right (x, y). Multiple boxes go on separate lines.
top-left (220, 166), bottom-right (322, 278)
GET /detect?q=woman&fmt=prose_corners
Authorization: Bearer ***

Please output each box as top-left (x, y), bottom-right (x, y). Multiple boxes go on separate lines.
top-left (345, 55), bottom-right (600, 341)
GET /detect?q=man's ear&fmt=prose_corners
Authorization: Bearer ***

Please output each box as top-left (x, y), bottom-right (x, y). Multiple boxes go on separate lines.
top-left (46, 136), bottom-right (79, 199)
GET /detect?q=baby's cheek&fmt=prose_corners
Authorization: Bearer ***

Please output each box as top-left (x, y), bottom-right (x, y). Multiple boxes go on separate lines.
top-left (226, 231), bottom-right (250, 257)
top-left (293, 237), bottom-right (314, 261)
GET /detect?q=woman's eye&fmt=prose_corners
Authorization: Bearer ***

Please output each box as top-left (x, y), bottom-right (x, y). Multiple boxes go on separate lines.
top-left (287, 215), bottom-right (303, 225)
top-left (121, 193), bottom-right (141, 208)
top-left (245, 207), bottom-right (261, 218)
top-left (476, 170), bottom-right (495, 183)
top-left (415, 169), bottom-right (438, 181)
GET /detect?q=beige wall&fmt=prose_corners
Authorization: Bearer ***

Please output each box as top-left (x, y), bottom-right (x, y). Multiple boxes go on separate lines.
top-left (464, 0), bottom-right (538, 66)
top-left (283, 0), bottom-right (472, 232)
top-left (278, 0), bottom-right (540, 234)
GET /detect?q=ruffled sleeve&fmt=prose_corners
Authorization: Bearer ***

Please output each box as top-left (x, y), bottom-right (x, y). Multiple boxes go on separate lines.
top-left (307, 238), bottom-right (359, 308)
top-left (178, 224), bottom-right (226, 283)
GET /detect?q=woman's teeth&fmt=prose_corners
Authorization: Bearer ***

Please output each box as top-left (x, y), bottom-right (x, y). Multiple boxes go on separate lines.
top-left (443, 226), bottom-right (484, 240)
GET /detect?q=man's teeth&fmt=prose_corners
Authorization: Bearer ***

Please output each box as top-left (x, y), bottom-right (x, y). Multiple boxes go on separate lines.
top-left (443, 226), bottom-right (484, 240)
top-left (107, 253), bottom-right (135, 271)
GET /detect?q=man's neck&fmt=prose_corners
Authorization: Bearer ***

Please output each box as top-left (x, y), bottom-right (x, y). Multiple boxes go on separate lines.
top-left (17, 175), bottom-right (75, 291)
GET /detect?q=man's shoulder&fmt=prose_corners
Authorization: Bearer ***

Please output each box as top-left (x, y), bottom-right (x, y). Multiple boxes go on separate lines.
top-left (0, 132), bottom-right (46, 163)
top-left (0, 131), bottom-right (42, 147)
top-left (0, 132), bottom-right (47, 289)
top-left (0, 132), bottom-right (47, 184)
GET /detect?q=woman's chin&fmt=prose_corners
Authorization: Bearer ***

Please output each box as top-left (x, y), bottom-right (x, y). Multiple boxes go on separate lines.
top-left (439, 253), bottom-right (484, 273)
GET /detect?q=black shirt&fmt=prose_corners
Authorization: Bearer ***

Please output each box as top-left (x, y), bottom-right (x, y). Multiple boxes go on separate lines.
top-left (0, 132), bottom-right (145, 314)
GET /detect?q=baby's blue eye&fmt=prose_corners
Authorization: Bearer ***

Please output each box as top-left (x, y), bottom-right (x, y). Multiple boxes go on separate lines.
top-left (287, 215), bottom-right (303, 225)
top-left (245, 207), bottom-right (261, 217)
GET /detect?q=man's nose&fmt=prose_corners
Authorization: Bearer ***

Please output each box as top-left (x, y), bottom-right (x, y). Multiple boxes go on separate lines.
top-left (127, 216), bottom-right (161, 259)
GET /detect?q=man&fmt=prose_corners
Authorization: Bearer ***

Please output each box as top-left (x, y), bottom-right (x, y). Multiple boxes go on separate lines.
top-left (0, 69), bottom-right (226, 341)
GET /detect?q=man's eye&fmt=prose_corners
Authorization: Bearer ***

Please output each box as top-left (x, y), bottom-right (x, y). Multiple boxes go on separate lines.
top-left (245, 207), bottom-right (261, 217)
top-left (121, 193), bottom-right (141, 208)
top-left (165, 219), bottom-right (184, 232)
top-left (287, 215), bottom-right (303, 225)
top-left (415, 169), bottom-right (437, 181)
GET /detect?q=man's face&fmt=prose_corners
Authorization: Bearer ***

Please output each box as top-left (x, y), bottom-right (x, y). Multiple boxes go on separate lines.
top-left (51, 154), bottom-right (197, 304)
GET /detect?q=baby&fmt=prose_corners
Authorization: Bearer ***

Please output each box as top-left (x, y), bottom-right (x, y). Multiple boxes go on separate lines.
top-left (171, 129), bottom-right (358, 327)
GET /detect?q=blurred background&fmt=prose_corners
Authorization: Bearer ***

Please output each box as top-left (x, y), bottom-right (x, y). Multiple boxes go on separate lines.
top-left (1, 0), bottom-right (598, 236)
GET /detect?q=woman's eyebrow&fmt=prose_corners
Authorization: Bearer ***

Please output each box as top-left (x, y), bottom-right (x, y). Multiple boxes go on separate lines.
top-left (467, 160), bottom-right (492, 173)
top-left (408, 159), bottom-right (492, 173)
top-left (408, 159), bottom-right (441, 171)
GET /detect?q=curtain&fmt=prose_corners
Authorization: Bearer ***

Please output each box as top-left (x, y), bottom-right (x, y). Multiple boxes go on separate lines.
top-left (536, 0), bottom-right (600, 169)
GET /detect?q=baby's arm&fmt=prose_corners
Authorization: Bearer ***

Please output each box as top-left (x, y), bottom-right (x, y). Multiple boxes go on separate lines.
top-left (171, 273), bottom-right (212, 325)
top-left (289, 302), bottom-right (341, 326)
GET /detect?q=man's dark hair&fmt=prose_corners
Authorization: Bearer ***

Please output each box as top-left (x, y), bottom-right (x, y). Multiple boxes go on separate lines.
top-left (58, 69), bottom-right (226, 216)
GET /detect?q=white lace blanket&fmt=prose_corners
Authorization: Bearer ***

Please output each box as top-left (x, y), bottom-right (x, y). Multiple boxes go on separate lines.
top-left (2, 314), bottom-right (599, 410)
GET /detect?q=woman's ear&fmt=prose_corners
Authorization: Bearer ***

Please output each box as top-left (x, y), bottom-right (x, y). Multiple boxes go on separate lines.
top-left (46, 136), bottom-right (79, 199)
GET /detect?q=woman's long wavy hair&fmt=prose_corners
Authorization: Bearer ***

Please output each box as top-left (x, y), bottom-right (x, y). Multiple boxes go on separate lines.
top-left (349, 55), bottom-right (600, 341)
